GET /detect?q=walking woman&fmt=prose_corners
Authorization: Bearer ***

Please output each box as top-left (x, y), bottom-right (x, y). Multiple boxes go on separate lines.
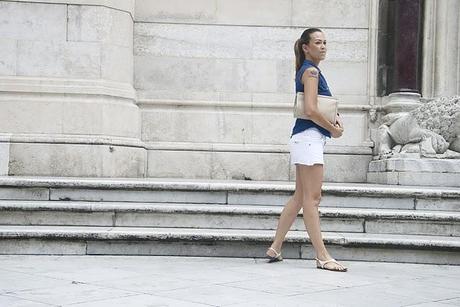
top-left (266, 28), bottom-right (347, 272)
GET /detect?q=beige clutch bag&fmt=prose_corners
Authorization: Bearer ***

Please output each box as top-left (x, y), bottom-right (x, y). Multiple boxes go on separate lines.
top-left (294, 92), bottom-right (338, 124)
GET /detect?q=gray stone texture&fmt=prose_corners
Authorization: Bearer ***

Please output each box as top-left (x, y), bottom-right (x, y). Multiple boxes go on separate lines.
top-left (9, 143), bottom-right (146, 177)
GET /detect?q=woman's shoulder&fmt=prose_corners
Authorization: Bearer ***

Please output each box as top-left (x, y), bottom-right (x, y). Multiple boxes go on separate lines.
top-left (297, 62), bottom-right (319, 78)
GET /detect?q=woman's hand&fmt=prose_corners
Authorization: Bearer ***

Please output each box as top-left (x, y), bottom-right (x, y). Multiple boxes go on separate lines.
top-left (335, 114), bottom-right (344, 130)
top-left (331, 122), bottom-right (344, 138)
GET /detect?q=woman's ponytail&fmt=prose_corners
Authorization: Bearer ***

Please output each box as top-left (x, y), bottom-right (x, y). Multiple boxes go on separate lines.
top-left (294, 38), bottom-right (305, 72)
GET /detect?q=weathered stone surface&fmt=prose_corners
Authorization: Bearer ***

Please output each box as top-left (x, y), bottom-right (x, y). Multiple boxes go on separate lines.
top-left (211, 152), bottom-right (290, 181)
top-left (0, 1), bottom-right (66, 41)
top-left (0, 39), bottom-right (16, 75)
top-left (0, 239), bottom-right (86, 255)
top-left (320, 195), bottom-right (414, 210)
top-left (17, 40), bottom-right (101, 78)
top-left (369, 158), bottom-right (460, 173)
top-left (9, 143), bottom-right (146, 177)
top-left (100, 45), bottom-right (133, 84)
top-left (135, 0), bottom-right (217, 23)
top-left (0, 211), bottom-right (114, 227)
top-left (0, 188), bottom-right (49, 201)
top-left (292, 0), bottom-right (369, 28)
top-left (147, 150), bottom-right (213, 179)
top-left (135, 0), bottom-right (369, 29)
top-left (0, 142), bottom-right (10, 176)
top-left (368, 171), bottom-right (460, 188)
top-left (68, 5), bottom-right (133, 48)
top-left (49, 189), bottom-right (226, 204)
top-left (289, 153), bottom-right (372, 183)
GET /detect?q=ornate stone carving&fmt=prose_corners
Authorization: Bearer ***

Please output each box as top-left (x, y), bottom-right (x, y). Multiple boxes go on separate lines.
top-left (378, 96), bottom-right (460, 159)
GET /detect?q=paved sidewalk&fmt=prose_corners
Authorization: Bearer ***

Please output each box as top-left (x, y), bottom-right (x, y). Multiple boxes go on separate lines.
top-left (0, 256), bottom-right (459, 307)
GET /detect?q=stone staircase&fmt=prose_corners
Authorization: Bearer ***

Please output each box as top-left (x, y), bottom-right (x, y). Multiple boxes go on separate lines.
top-left (0, 177), bottom-right (459, 264)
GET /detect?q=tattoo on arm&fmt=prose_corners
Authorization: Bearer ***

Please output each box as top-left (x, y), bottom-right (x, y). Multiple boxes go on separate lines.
top-left (305, 68), bottom-right (319, 79)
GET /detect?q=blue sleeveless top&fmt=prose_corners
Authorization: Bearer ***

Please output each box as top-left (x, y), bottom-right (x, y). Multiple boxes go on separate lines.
top-left (291, 59), bottom-right (332, 138)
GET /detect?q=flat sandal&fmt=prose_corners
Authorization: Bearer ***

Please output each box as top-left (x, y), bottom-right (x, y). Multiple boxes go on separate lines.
top-left (315, 257), bottom-right (348, 272)
top-left (266, 247), bottom-right (283, 263)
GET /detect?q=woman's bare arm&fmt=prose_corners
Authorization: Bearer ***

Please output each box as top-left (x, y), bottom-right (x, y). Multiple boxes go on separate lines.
top-left (301, 67), bottom-right (338, 133)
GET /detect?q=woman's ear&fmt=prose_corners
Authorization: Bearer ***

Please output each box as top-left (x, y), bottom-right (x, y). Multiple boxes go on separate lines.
top-left (302, 44), bottom-right (309, 54)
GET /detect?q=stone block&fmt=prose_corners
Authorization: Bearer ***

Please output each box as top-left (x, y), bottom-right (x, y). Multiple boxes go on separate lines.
top-left (135, 56), bottom-right (287, 95)
top-left (321, 61), bottom-right (368, 96)
top-left (0, 39), bottom-right (17, 75)
top-left (215, 0), bottom-right (291, 26)
top-left (416, 199), bottom-right (460, 212)
top-left (101, 45), bottom-right (133, 84)
top-left (321, 218), bottom-right (364, 233)
top-left (147, 149), bottom-right (290, 181)
top-left (320, 195), bottom-right (414, 210)
top-left (289, 153), bottom-right (372, 183)
top-left (0, 188), bottom-right (49, 201)
top-left (9, 143), bottom-right (146, 177)
top-left (50, 188), bottom-right (227, 204)
top-left (0, 98), bottom-right (63, 134)
top-left (309, 245), bottom-right (460, 265)
top-left (134, 56), bottom-right (214, 92)
top-left (368, 171), bottom-right (460, 187)
top-left (292, 0), bottom-right (369, 28)
top-left (0, 1), bottom-right (66, 41)
top-left (227, 192), bottom-right (291, 206)
top-left (399, 172), bottom-right (460, 187)
top-left (365, 220), bottom-right (460, 237)
top-left (135, 0), bottom-right (217, 23)
top-left (366, 172), bottom-right (399, 185)
top-left (134, 23), bottom-right (252, 59)
top-left (211, 151), bottom-right (290, 181)
top-left (147, 150), bottom-right (212, 179)
top-left (141, 108), bottom-right (252, 144)
top-left (0, 141), bottom-right (10, 175)
top-left (251, 27), bottom-right (367, 62)
top-left (61, 100), bottom-right (104, 135)
top-left (326, 113), bottom-right (369, 147)
top-left (68, 5), bottom-right (133, 48)
top-left (17, 40), bottom-right (101, 79)
top-left (369, 158), bottom-right (460, 173)
top-left (244, 60), bottom-right (278, 93)
top-left (323, 154), bottom-right (372, 182)
top-left (101, 100), bottom-right (140, 138)
top-left (88, 240), bottom-right (302, 259)
top-left (0, 239), bottom-right (86, 255)
top-left (0, 211), bottom-right (114, 227)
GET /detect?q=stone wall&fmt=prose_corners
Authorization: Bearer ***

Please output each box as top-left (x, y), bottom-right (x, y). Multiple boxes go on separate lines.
top-left (135, 0), bottom-right (375, 181)
top-left (0, 0), bottom-right (146, 177)
top-left (0, 0), bottom-right (378, 181)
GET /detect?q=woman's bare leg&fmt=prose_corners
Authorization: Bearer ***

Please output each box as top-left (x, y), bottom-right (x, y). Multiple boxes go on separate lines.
top-left (266, 170), bottom-right (303, 257)
top-left (297, 164), bottom-right (346, 271)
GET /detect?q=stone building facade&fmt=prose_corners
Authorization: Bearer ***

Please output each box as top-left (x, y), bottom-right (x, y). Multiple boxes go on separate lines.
top-left (0, 0), bottom-right (459, 183)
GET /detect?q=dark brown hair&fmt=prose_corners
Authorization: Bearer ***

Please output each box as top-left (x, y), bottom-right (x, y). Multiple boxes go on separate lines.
top-left (294, 28), bottom-right (323, 72)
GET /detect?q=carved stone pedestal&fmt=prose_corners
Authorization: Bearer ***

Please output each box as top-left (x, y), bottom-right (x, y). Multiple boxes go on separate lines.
top-left (368, 158), bottom-right (460, 187)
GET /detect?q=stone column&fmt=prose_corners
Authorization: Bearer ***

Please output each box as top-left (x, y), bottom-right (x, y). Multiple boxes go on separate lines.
top-left (422, 0), bottom-right (460, 98)
top-left (0, 0), bottom-right (146, 177)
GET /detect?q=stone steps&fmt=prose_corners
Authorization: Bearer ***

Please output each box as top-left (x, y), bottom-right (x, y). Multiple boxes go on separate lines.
top-left (1, 177), bottom-right (459, 211)
top-left (1, 201), bottom-right (459, 237)
top-left (0, 225), bottom-right (459, 265)
top-left (0, 177), bottom-right (459, 264)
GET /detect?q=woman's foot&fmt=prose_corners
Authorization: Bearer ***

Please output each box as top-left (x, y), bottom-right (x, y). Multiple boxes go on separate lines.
top-left (266, 246), bottom-right (283, 263)
top-left (315, 257), bottom-right (347, 272)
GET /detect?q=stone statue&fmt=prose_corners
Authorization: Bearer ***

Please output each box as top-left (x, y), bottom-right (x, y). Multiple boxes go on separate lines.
top-left (378, 96), bottom-right (460, 159)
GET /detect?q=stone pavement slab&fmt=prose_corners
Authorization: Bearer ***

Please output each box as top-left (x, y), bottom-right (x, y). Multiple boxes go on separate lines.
top-left (0, 255), bottom-right (459, 307)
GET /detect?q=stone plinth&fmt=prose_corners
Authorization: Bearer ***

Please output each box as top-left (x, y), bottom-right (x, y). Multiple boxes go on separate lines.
top-left (368, 158), bottom-right (460, 187)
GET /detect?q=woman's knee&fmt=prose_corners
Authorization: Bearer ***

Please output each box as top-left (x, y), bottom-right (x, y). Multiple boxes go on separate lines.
top-left (292, 192), bottom-right (303, 209)
top-left (303, 193), bottom-right (322, 208)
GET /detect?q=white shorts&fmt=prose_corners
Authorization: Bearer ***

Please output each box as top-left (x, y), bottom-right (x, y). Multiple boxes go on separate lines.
top-left (289, 128), bottom-right (326, 166)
